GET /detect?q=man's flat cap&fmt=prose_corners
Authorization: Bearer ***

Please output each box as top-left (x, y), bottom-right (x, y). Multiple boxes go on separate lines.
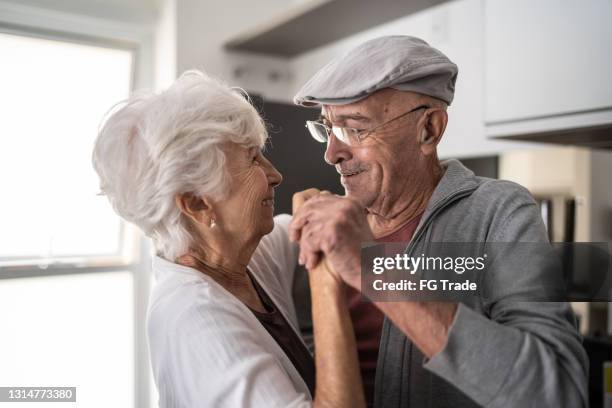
top-left (293, 35), bottom-right (458, 107)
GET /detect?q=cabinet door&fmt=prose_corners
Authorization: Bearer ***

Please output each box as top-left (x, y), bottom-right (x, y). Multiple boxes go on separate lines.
top-left (485, 0), bottom-right (612, 123)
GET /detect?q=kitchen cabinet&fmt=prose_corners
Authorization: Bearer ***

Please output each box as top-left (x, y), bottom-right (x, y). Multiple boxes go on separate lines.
top-left (484, 0), bottom-right (612, 124)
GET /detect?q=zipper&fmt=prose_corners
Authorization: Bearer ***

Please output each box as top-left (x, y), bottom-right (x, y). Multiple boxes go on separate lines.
top-left (404, 186), bottom-right (478, 257)
top-left (375, 186), bottom-right (478, 406)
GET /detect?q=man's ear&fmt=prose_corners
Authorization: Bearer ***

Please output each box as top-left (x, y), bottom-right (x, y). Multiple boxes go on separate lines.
top-left (419, 109), bottom-right (448, 156)
top-left (175, 193), bottom-right (214, 225)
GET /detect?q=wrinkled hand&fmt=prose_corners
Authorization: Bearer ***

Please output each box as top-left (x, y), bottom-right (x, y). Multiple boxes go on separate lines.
top-left (290, 189), bottom-right (374, 290)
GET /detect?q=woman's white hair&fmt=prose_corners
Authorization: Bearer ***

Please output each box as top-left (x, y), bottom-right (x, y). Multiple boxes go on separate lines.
top-left (92, 70), bottom-right (267, 261)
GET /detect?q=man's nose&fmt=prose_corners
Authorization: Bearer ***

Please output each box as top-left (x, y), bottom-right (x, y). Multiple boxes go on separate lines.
top-left (324, 133), bottom-right (352, 165)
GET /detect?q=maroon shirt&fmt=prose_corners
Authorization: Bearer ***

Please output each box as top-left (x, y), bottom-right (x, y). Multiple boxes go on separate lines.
top-left (347, 213), bottom-right (423, 407)
top-left (246, 269), bottom-right (316, 397)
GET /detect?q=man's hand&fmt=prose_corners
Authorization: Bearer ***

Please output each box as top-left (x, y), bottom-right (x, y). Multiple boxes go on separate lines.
top-left (292, 189), bottom-right (342, 286)
top-left (290, 190), bottom-right (373, 290)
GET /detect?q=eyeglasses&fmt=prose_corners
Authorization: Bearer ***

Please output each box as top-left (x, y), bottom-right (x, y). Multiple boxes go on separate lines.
top-left (305, 104), bottom-right (429, 145)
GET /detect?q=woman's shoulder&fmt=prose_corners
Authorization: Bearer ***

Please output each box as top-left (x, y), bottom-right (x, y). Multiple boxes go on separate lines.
top-left (146, 259), bottom-right (310, 407)
top-left (148, 257), bottom-right (249, 337)
top-left (146, 245), bottom-right (311, 406)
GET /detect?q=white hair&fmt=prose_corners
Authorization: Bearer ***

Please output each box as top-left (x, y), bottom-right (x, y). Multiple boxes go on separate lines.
top-left (92, 70), bottom-right (267, 261)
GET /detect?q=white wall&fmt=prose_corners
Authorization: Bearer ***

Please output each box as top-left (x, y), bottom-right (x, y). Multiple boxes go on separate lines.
top-left (2, 0), bottom-right (159, 24)
top-left (173, 0), bottom-right (296, 102)
top-left (0, 0), bottom-right (155, 91)
top-left (154, 0), bottom-right (176, 90)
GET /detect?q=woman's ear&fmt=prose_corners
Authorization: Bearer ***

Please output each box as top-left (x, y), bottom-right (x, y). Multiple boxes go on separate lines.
top-left (419, 109), bottom-right (448, 156)
top-left (175, 193), bottom-right (214, 225)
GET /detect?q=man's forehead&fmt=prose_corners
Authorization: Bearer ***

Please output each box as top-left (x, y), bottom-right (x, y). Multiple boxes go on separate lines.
top-left (321, 94), bottom-right (385, 121)
top-left (321, 88), bottom-right (420, 121)
top-left (321, 104), bottom-right (372, 122)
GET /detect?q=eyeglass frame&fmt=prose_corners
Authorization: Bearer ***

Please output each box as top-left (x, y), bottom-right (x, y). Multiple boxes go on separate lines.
top-left (305, 104), bottom-right (430, 145)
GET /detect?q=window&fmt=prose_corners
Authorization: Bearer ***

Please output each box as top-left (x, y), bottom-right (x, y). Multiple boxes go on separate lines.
top-left (0, 271), bottom-right (135, 407)
top-left (0, 31), bottom-right (147, 408)
top-left (0, 32), bottom-right (133, 264)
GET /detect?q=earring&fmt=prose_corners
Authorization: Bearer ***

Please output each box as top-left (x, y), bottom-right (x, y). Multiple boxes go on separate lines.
top-left (210, 218), bottom-right (216, 228)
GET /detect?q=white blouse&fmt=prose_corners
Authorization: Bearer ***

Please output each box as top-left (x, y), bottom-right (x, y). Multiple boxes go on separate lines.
top-left (146, 214), bottom-right (313, 408)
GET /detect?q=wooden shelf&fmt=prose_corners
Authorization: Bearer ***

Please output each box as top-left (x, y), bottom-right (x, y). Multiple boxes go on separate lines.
top-left (225, 0), bottom-right (449, 57)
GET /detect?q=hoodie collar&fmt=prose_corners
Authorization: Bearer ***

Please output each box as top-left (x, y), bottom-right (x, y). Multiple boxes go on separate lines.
top-left (418, 159), bottom-right (480, 226)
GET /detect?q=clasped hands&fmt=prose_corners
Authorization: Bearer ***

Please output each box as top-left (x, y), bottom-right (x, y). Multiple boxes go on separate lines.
top-left (290, 189), bottom-right (458, 358)
top-left (289, 188), bottom-right (373, 290)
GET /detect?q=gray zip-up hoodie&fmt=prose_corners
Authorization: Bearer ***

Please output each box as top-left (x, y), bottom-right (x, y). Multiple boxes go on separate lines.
top-left (373, 159), bottom-right (588, 407)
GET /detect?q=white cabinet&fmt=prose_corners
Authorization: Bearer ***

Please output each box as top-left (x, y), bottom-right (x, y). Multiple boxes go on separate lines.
top-left (485, 0), bottom-right (612, 124)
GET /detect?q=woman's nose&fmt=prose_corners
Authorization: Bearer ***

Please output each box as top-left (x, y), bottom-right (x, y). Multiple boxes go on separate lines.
top-left (265, 159), bottom-right (282, 187)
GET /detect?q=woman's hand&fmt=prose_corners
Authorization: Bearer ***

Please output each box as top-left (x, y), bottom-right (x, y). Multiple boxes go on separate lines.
top-left (292, 188), bottom-right (322, 213)
top-left (291, 188), bottom-right (366, 408)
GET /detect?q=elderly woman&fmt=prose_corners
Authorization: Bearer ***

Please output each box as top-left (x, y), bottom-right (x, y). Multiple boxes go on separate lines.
top-left (92, 71), bottom-right (364, 407)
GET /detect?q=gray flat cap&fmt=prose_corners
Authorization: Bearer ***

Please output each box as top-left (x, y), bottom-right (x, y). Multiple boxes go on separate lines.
top-left (293, 35), bottom-right (458, 107)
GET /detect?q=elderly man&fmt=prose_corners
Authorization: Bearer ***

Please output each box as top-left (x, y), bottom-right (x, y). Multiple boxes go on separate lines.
top-left (290, 36), bottom-right (587, 407)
